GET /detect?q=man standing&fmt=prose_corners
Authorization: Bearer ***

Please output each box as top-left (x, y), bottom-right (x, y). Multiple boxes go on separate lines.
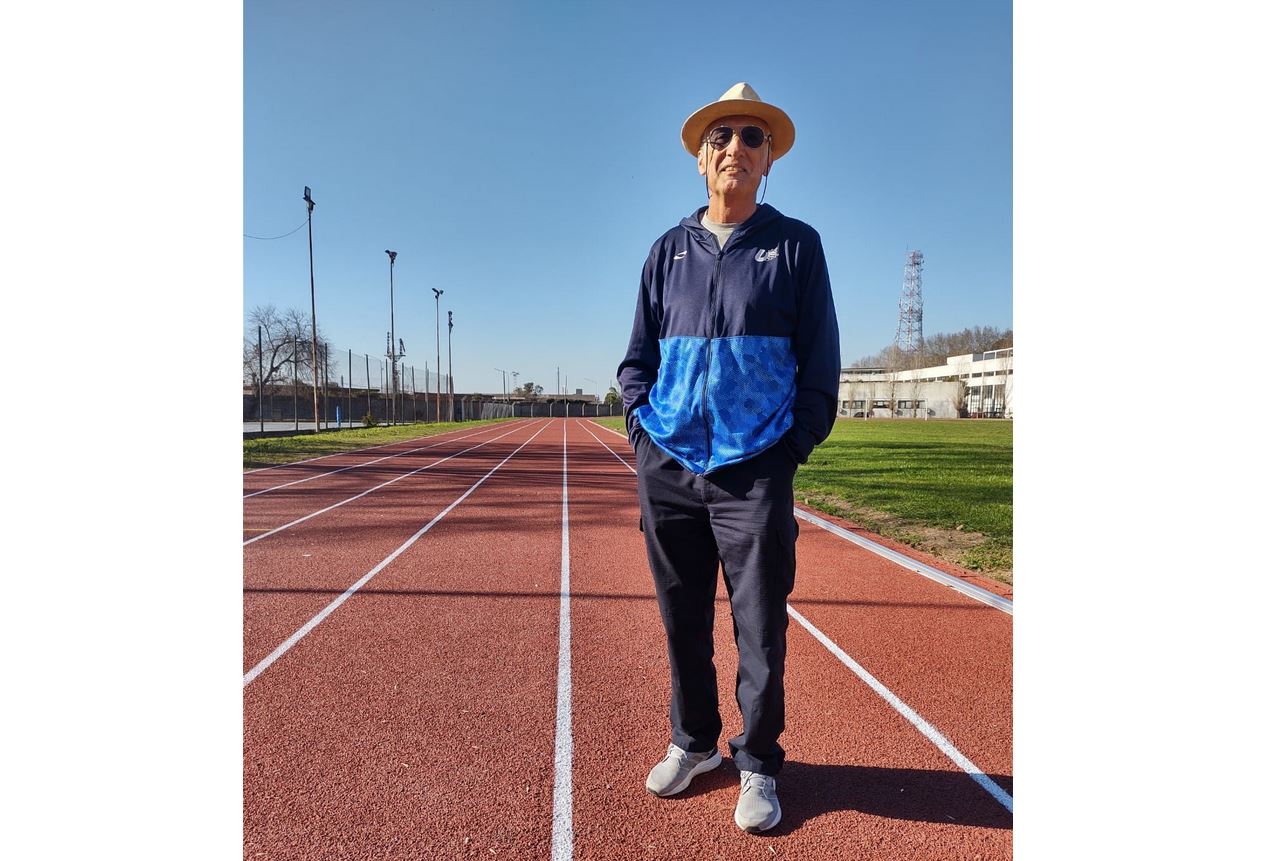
top-left (617, 83), bottom-right (840, 833)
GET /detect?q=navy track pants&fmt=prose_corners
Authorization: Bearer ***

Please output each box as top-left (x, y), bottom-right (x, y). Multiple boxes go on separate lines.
top-left (634, 429), bottom-right (799, 776)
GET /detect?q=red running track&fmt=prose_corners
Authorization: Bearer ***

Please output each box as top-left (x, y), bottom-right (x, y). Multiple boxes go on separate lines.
top-left (244, 418), bottom-right (1012, 860)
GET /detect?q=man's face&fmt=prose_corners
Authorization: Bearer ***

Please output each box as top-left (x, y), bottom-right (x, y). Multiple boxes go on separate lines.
top-left (697, 114), bottom-right (773, 200)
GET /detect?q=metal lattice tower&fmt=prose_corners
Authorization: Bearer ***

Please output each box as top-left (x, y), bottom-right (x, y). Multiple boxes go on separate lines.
top-left (895, 250), bottom-right (924, 365)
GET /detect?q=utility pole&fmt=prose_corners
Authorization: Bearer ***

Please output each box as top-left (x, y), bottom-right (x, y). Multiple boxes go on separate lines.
top-left (432, 287), bottom-right (444, 421)
top-left (495, 368), bottom-right (507, 402)
top-left (447, 310), bottom-right (454, 422)
top-left (304, 186), bottom-right (320, 433)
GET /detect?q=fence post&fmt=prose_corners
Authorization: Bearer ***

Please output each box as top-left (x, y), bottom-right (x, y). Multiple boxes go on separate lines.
top-left (257, 325), bottom-right (264, 432)
top-left (324, 344), bottom-right (331, 427)
top-left (293, 336), bottom-right (300, 431)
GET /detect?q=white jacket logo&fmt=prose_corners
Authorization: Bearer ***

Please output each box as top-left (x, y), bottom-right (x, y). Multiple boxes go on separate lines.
top-left (755, 246), bottom-right (779, 262)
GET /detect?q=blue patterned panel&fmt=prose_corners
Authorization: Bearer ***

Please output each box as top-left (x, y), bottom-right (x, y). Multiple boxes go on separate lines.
top-left (704, 336), bottom-right (795, 471)
top-left (636, 337), bottom-right (710, 472)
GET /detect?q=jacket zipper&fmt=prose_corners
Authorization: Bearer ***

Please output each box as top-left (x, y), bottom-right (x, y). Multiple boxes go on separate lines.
top-left (702, 248), bottom-right (723, 465)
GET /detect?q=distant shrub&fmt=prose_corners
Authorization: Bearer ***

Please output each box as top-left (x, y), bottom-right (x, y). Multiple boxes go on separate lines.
top-left (362, 412), bottom-right (377, 427)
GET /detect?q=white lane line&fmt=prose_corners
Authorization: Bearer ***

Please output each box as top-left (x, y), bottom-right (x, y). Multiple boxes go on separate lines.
top-left (244, 423), bottom-right (509, 498)
top-left (585, 418), bottom-right (1012, 811)
top-left (587, 420), bottom-right (1010, 614)
top-left (243, 420), bottom-right (521, 475)
top-left (580, 420), bottom-right (636, 474)
top-left (786, 605), bottom-right (1014, 813)
top-left (243, 420), bottom-right (552, 687)
top-left (794, 509), bottom-right (1012, 615)
top-left (551, 420), bottom-right (574, 861)
top-left (244, 421), bottom-right (537, 546)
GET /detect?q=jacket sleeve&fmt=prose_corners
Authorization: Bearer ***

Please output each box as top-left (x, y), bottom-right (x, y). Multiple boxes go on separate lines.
top-left (783, 232), bottom-right (840, 464)
top-left (616, 248), bottom-right (661, 445)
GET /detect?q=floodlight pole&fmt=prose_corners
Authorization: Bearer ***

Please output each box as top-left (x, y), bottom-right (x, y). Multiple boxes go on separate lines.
top-left (495, 368), bottom-right (507, 402)
top-left (385, 250), bottom-right (398, 424)
top-left (432, 288), bottom-right (443, 422)
top-left (304, 186), bottom-right (320, 433)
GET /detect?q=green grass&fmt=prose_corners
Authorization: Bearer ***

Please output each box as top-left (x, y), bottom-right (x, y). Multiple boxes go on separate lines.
top-left (243, 419), bottom-right (514, 470)
top-left (798, 419), bottom-right (1011, 581)
top-left (590, 416), bottom-right (1012, 583)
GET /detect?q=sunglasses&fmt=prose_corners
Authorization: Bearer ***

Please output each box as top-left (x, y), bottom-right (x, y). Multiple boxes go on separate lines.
top-left (704, 125), bottom-right (770, 151)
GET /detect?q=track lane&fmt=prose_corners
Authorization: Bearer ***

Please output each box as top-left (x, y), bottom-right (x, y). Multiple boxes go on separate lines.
top-left (567, 418), bottom-right (1011, 859)
top-left (239, 418), bottom-right (518, 477)
top-left (242, 420), bottom-right (523, 497)
top-left (244, 420), bottom-right (552, 672)
top-left (243, 421), bottom-right (534, 543)
top-left (244, 420), bottom-right (566, 859)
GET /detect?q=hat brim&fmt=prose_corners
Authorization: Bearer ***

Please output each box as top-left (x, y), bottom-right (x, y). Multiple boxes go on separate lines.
top-left (680, 99), bottom-right (795, 160)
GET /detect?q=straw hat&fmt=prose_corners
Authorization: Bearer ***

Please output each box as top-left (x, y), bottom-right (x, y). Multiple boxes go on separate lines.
top-left (680, 82), bottom-right (795, 159)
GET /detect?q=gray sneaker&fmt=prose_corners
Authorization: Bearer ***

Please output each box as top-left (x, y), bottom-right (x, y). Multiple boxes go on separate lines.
top-left (734, 770), bottom-right (781, 833)
top-left (645, 744), bottom-right (723, 797)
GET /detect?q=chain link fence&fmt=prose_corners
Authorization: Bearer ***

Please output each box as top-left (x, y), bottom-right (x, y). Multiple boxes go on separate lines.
top-left (244, 340), bottom-right (621, 428)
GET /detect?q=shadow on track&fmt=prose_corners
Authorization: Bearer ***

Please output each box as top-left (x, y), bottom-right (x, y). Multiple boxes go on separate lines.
top-left (667, 759), bottom-right (1011, 832)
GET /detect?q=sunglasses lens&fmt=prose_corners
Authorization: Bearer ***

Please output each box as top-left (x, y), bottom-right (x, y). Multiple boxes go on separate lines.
top-left (706, 126), bottom-right (768, 150)
top-left (707, 127), bottom-right (734, 149)
top-left (741, 126), bottom-right (766, 148)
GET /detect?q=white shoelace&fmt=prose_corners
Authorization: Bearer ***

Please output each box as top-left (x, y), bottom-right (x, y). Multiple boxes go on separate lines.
top-left (661, 743), bottom-right (689, 765)
top-left (740, 771), bottom-right (776, 797)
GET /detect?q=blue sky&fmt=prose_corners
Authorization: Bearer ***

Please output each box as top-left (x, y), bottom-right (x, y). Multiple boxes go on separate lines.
top-left (244, 0), bottom-right (1010, 395)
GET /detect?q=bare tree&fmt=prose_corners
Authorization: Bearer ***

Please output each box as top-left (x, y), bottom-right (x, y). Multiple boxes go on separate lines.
top-left (243, 305), bottom-right (333, 389)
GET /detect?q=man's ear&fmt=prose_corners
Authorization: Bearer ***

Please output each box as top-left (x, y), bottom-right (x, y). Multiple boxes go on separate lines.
top-left (696, 146), bottom-right (708, 177)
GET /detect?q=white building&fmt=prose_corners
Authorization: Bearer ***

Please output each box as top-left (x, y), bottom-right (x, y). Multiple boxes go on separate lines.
top-left (838, 348), bottom-right (1013, 419)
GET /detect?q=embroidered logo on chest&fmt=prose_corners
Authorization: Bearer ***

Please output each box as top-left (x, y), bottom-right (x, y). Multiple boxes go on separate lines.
top-left (754, 246), bottom-right (780, 263)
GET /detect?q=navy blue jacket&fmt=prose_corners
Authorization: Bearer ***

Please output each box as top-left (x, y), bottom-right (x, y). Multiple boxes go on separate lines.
top-left (618, 203), bottom-right (840, 475)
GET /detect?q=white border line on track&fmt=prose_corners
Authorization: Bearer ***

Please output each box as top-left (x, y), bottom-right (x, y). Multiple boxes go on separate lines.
top-left (787, 605), bottom-right (1013, 813)
top-left (794, 509), bottom-right (1012, 615)
top-left (244, 422), bottom-right (513, 498)
top-left (585, 420), bottom-right (1011, 614)
top-left (552, 420), bottom-right (574, 861)
top-left (243, 421), bottom-right (533, 546)
top-left (581, 418), bottom-right (1013, 812)
top-left (243, 420), bottom-right (552, 687)
top-left (242, 419), bottom-right (523, 474)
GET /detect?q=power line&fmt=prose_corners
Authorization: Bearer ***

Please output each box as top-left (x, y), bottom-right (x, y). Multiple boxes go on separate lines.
top-left (244, 218), bottom-right (308, 240)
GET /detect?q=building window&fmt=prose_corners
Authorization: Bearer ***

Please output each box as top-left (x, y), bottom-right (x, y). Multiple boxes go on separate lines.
top-left (851, 400), bottom-right (865, 409)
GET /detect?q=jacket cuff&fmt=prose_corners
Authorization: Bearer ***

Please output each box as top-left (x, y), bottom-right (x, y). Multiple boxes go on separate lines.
top-left (626, 409), bottom-right (645, 446)
top-left (783, 428), bottom-right (813, 465)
